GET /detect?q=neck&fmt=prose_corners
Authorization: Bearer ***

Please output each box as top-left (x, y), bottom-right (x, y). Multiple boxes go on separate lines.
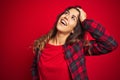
top-left (51, 31), bottom-right (70, 45)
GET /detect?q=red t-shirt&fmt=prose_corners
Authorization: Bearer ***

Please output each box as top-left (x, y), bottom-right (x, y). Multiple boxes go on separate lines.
top-left (38, 43), bottom-right (72, 80)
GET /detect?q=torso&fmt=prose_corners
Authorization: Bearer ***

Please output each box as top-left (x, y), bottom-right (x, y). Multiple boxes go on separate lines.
top-left (38, 43), bottom-right (72, 80)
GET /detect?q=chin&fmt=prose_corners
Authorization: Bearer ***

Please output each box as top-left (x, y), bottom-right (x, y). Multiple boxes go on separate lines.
top-left (56, 25), bottom-right (66, 33)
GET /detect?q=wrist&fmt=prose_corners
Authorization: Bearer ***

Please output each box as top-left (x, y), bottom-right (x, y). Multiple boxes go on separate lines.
top-left (80, 18), bottom-right (86, 22)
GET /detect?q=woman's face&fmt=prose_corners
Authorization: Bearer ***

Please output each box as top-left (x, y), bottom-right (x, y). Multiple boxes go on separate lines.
top-left (56, 8), bottom-right (79, 34)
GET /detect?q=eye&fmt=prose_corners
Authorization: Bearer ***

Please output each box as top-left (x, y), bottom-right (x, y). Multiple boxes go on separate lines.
top-left (71, 15), bottom-right (76, 21)
top-left (64, 11), bottom-right (69, 14)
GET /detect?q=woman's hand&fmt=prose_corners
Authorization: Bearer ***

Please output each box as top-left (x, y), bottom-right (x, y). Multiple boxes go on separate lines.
top-left (77, 8), bottom-right (87, 22)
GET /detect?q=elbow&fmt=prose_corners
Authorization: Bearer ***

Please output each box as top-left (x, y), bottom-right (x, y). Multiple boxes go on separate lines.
top-left (99, 40), bottom-right (118, 54)
top-left (106, 40), bottom-right (118, 52)
top-left (111, 40), bottom-right (118, 50)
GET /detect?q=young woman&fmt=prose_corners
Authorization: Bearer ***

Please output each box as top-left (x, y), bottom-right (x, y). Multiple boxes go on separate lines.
top-left (31, 6), bottom-right (118, 80)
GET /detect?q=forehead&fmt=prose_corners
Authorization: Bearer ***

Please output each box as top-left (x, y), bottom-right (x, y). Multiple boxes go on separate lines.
top-left (67, 8), bottom-right (79, 16)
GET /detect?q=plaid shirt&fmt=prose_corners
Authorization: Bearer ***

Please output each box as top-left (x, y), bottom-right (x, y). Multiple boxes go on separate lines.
top-left (31, 19), bottom-right (118, 80)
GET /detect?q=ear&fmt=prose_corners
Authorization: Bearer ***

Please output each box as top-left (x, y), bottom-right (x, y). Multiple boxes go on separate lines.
top-left (71, 30), bottom-right (74, 34)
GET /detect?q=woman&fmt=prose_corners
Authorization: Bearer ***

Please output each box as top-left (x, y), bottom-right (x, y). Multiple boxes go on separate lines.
top-left (31, 6), bottom-right (118, 80)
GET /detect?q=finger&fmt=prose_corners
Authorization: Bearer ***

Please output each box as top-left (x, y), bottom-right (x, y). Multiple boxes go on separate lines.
top-left (76, 7), bottom-right (82, 11)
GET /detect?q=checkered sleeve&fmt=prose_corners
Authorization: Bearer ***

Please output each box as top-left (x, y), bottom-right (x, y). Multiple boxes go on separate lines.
top-left (82, 19), bottom-right (118, 55)
top-left (31, 48), bottom-right (40, 80)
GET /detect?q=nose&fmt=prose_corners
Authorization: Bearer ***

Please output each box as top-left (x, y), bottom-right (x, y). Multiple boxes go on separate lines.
top-left (64, 14), bottom-right (69, 21)
top-left (64, 16), bottom-right (68, 21)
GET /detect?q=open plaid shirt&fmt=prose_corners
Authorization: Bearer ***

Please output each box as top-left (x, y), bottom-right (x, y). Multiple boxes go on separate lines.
top-left (31, 19), bottom-right (118, 80)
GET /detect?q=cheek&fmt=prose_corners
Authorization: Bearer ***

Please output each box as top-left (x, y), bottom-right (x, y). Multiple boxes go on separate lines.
top-left (69, 21), bottom-right (77, 30)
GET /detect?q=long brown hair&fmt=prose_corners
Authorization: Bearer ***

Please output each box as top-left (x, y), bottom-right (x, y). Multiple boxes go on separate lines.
top-left (33, 6), bottom-right (87, 53)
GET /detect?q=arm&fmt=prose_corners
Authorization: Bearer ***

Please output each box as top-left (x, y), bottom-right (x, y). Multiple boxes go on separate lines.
top-left (82, 19), bottom-right (118, 55)
top-left (78, 8), bottom-right (118, 55)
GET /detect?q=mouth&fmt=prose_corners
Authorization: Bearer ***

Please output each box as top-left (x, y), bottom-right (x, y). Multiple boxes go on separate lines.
top-left (60, 19), bottom-right (67, 26)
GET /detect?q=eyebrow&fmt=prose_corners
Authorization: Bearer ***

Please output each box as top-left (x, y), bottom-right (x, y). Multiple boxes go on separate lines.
top-left (66, 10), bottom-right (70, 14)
top-left (73, 15), bottom-right (77, 19)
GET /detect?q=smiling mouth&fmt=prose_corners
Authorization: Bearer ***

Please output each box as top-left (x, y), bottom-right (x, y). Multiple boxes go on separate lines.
top-left (60, 19), bottom-right (67, 26)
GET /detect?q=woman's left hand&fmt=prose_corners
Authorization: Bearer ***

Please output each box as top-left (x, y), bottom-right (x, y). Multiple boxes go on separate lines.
top-left (77, 8), bottom-right (87, 22)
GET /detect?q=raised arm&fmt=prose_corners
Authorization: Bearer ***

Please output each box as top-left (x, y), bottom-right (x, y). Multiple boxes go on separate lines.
top-left (78, 8), bottom-right (118, 55)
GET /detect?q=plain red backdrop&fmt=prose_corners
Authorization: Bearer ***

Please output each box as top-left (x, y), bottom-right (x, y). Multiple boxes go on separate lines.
top-left (0, 0), bottom-right (120, 80)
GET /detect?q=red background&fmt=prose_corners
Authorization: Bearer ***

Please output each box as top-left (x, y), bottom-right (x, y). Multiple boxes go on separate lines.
top-left (0, 0), bottom-right (120, 80)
